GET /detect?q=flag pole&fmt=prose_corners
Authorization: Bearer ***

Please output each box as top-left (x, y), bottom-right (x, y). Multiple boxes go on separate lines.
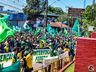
top-left (44, 0), bottom-right (48, 27)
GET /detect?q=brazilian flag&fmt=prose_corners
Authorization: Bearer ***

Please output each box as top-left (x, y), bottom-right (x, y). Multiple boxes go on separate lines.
top-left (0, 15), bottom-right (14, 43)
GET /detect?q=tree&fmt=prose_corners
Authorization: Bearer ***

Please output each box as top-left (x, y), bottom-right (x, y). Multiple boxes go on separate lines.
top-left (48, 6), bottom-right (67, 22)
top-left (57, 14), bottom-right (67, 22)
top-left (83, 4), bottom-right (96, 21)
top-left (23, 0), bottom-right (46, 20)
top-left (91, 20), bottom-right (96, 30)
top-left (82, 4), bottom-right (96, 31)
top-left (48, 6), bottom-right (65, 15)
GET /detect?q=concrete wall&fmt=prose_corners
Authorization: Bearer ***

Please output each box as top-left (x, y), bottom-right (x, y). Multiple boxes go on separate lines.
top-left (75, 37), bottom-right (96, 72)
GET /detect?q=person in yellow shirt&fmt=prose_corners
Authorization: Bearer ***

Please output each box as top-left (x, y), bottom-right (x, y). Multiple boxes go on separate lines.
top-left (40, 40), bottom-right (44, 48)
top-left (4, 45), bottom-right (9, 52)
top-left (64, 45), bottom-right (70, 63)
top-left (64, 41), bottom-right (70, 52)
top-left (17, 49), bottom-right (22, 60)
top-left (4, 42), bottom-right (9, 52)
top-left (25, 50), bottom-right (33, 72)
top-left (64, 47), bottom-right (70, 53)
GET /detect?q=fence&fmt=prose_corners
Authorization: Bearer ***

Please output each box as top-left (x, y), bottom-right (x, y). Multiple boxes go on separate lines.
top-left (34, 51), bottom-right (71, 72)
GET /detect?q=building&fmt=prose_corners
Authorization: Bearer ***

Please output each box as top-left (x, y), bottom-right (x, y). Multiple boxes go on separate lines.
top-left (0, 6), bottom-right (3, 12)
top-left (68, 8), bottom-right (85, 26)
top-left (0, 0), bottom-right (26, 12)
top-left (9, 13), bottom-right (27, 27)
top-left (68, 8), bottom-right (85, 18)
top-left (0, 0), bottom-right (27, 28)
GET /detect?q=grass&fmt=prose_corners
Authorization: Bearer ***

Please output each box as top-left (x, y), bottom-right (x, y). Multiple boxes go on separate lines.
top-left (64, 63), bottom-right (74, 72)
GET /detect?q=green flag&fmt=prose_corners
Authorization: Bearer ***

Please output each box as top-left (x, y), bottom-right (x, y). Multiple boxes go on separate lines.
top-left (0, 15), bottom-right (14, 43)
top-left (55, 28), bottom-right (58, 34)
top-left (34, 28), bottom-right (41, 36)
top-left (1, 61), bottom-right (20, 72)
top-left (72, 19), bottom-right (81, 37)
top-left (46, 24), bottom-right (56, 37)
top-left (41, 33), bottom-right (46, 43)
top-left (2, 15), bottom-right (9, 21)
top-left (13, 26), bottom-right (21, 32)
top-left (64, 28), bottom-right (68, 37)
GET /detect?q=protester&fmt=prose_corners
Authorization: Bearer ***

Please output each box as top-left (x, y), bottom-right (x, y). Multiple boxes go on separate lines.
top-left (1, 42), bottom-right (5, 53)
top-left (17, 48), bottom-right (23, 60)
top-left (0, 14), bottom-right (81, 72)
top-left (12, 48), bottom-right (18, 64)
top-left (25, 50), bottom-right (33, 72)
top-left (0, 28), bottom-right (76, 71)
top-left (20, 58), bottom-right (28, 72)
top-left (4, 41), bottom-right (9, 52)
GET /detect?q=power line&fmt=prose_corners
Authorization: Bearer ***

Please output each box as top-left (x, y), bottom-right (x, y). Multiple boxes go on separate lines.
top-left (49, 0), bottom-right (57, 6)
top-left (0, 0), bottom-right (25, 8)
top-left (63, 0), bottom-right (72, 7)
top-left (0, 2), bottom-right (22, 11)
top-left (59, 0), bottom-right (72, 8)
top-left (49, 0), bottom-right (60, 6)
top-left (0, 0), bottom-right (26, 12)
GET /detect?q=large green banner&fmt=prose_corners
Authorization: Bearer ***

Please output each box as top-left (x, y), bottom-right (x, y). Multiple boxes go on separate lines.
top-left (33, 49), bottom-right (51, 62)
top-left (0, 52), bottom-right (14, 69)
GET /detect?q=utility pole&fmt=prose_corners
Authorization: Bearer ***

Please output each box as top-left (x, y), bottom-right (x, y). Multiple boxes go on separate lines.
top-left (44, 0), bottom-right (48, 27)
top-left (92, 0), bottom-right (95, 21)
top-left (44, 0), bottom-right (60, 27)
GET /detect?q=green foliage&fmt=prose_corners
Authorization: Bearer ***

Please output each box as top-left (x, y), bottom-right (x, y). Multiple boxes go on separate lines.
top-left (23, 0), bottom-right (45, 19)
top-left (83, 4), bottom-right (96, 21)
top-left (82, 4), bottom-right (96, 31)
top-left (23, 0), bottom-right (65, 20)
top-left (91, 20), bottom-right (96, 30)
top-left (57, 14), bottom-right (67, 22)
top-left (48, 6), bottom-right (65, 15)
top-left (48, 6), bottom-right (67, 22)
top-left (82, 19), bottom-right (90, 30)
top-left (83, 5), bottom-right (92, 21)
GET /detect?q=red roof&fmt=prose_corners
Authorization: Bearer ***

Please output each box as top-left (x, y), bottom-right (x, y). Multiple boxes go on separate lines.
top-left (50, 22), bottom-right (69, 28)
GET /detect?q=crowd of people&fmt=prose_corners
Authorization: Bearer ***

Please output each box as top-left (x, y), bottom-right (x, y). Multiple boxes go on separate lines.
top-left (24, 17), bottom-right (57, 30)
top-left (0, 28), bottom-right (76, 71)
top-left (0, 13), bottom-right (83, 72)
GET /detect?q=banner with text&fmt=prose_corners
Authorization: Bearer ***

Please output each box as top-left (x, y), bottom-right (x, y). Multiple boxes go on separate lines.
top-left (33, 49), bottom-right (51, 62)
top-left (0, 52), bottom-right (14, 69)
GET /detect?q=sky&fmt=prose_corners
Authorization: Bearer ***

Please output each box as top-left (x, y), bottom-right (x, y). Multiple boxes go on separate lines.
top-left (0, 0), bottom-right (26, 12)
top-left (0, 0), bottom-right (95, 12)
top-left (48, 0), bottom-right (96, 12)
